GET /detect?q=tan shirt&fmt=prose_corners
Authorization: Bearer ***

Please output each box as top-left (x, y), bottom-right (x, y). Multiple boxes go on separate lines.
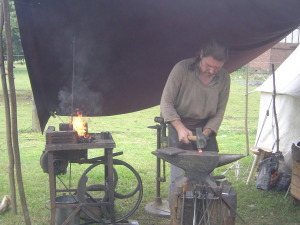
top-left (160, 58), bottom-right (230, 134)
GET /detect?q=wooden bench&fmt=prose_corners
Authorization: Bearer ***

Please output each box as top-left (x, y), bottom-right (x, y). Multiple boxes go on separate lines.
top-left (246, 147), bottom-right (273, 185)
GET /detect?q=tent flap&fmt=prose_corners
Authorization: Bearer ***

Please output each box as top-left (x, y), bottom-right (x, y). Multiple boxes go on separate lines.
top-left (255, 45), bottom-right (300, 97)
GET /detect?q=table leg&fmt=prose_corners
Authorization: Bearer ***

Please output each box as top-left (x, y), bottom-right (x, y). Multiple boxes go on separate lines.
top-left (105, 148), bottom-right (116, 223)
top-left (48, 151), bottom-right (56, 225)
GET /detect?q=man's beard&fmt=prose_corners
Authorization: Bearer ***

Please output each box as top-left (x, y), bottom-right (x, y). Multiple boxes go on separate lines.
top-left (200, 70), bottom-right (215, 77)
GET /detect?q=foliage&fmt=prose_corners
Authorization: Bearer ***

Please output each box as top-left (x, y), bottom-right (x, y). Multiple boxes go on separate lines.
top-left (2, 2), bottom-right (24, 60)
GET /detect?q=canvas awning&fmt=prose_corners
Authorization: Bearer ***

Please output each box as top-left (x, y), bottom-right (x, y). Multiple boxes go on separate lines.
top-left (14, 0), bottom-right (300, 131)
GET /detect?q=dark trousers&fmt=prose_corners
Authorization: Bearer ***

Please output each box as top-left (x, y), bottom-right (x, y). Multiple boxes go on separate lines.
top-left (168, 121), bottom-right (219, 152)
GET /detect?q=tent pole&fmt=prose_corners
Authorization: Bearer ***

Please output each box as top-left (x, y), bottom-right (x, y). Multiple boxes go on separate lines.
top-left (271, 64), bottom-right (280, 153)
top-left (245, 64), bottom-right (249, 155)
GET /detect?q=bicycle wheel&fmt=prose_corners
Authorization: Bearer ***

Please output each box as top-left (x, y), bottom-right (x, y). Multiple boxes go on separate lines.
top-left (77, 159), bottom-right (143, 223)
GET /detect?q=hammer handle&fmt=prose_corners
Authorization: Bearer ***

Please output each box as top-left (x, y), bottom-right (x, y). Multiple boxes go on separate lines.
top-left (187, 136), bottom-right (197, 142)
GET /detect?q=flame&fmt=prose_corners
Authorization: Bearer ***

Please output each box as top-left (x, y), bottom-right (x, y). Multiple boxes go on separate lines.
top-left (198, 149), bottom-right (203, 153)
top-left (72, 113), bottom-right (87, 137)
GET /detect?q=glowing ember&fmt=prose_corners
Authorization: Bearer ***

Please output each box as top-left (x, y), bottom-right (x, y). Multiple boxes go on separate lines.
top-left (198, 149), bottom-right (203, 153)
top-left (72, 113), bottom-right (88, 137)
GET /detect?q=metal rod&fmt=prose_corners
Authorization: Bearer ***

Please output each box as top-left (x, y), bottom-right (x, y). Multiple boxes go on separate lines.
top-left (255, 99), bottom-right (272, 147)
top-left (219, 195), bottom-right (246, 224)
top-left (71, 37), bottom-right (76, 118)
top-left (57, 176), bottom-right (77, 203)
top-left (180, 192), bottom-right (185, 225)
top-left (198, 199), bottom-right (214, 225)
top-left (193, 193), bottom-right (197, 225)
top-left (156, 127), bottom-right (161, 198)
top-left (48, 151), bottom-right (57, 225)
top-left (202, 195), bottom-right (206, 225)
top-left (195, 194), bottom-right (201, 224)
top-left (181, 181), bottom-right (187, 225)
top-left (209, 185), bottom-right (247, 224)
top-left (206, 197), bottom-right (211, 225)
top-left (69, 163), bottom-right (72, 189)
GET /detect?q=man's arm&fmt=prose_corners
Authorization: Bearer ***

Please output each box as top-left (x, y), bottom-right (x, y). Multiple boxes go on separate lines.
top-left (160, 62), bottom-right (185, 123)
top-left (204, 72), bottom-right (231, 134)
top-left (161, 62), bottom-right (192, 143)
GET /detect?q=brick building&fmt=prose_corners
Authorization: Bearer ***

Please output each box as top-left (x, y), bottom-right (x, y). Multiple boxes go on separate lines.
top-left (249, 27), bottom-right (300, 72)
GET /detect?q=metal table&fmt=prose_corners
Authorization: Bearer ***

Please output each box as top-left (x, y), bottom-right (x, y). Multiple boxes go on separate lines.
top-left (45, 132), bottom-right (116, 225)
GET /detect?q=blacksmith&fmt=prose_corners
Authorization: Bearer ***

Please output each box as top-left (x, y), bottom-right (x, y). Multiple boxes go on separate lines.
top-left (160, 39), bottom-right (230, 221)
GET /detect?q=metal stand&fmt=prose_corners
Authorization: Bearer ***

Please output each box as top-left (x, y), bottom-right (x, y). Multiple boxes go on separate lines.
top-left (177, 181), bottom-right (239, 225)
top-left (145, 117), bottom-right (170, 217)
top-left (45, 132), bottom-right (117, 225)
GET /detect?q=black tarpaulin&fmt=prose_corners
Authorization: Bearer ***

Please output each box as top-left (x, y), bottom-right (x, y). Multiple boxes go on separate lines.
top-left (13, 0), bottom-right (300, 131)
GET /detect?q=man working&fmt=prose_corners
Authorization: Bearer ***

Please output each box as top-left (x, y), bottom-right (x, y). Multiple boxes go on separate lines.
top-left (160, 39), bottom-right (230, 222)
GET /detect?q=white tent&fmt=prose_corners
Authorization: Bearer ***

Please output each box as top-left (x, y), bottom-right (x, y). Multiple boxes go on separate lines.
top-left (254, 45), bottom-right (300, 174)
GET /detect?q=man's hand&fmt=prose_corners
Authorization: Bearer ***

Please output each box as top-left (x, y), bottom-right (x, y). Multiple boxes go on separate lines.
top-left (203, 128), bottom-right (213, 137)
top-left (171, 120), bottom-right (193, 144)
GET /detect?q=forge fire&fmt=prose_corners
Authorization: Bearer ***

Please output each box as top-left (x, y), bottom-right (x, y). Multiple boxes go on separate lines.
top-left (71, 113), bottom-right (93, 143)
top-left (72, 113), bottom-right (88, 137)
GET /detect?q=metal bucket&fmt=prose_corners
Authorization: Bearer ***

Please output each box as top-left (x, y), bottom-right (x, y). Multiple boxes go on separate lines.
top-left (55, 195), bottom-right (80, 225)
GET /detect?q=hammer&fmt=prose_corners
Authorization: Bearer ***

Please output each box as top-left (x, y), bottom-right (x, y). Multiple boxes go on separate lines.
top-left (187, 127), bottom-right (209, 151)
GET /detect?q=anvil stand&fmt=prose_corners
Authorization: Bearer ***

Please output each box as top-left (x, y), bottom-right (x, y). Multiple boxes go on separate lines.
top-left (152, 148), bottom-right (246, 225)
top-left (145, 117), bottom-right (171, 217)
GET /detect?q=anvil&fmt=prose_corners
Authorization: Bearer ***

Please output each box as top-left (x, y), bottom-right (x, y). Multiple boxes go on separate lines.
top-left (152, 147), bottom-right (245, 189)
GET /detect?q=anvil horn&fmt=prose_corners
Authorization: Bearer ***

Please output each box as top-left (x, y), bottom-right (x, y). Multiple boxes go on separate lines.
top-left (217, 154), bottom-right (245, 168)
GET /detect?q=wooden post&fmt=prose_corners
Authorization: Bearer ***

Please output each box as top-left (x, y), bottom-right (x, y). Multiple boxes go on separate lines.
top-left (3, 0), bottom-right (31, 224)
top-left (271, 64), bottom-right (280, 153)
top-left (0, 2), bottom-right (17, 214)
top-left (245, 64), bottom-right (250, 155)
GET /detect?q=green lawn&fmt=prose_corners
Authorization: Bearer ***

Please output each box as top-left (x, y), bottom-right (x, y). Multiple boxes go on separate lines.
top-left (0, 64), bottom-right (299, 225)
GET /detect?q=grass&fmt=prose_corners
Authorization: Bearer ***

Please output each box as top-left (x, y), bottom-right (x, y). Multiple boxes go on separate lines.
top-left (0, 64), bottom-right (300, 225)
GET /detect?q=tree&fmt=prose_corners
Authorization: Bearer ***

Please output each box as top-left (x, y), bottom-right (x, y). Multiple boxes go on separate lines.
top-left (2, 2), bottom-right (23, 60)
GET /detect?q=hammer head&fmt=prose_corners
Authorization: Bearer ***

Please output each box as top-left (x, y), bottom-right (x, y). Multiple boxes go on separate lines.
top-left (195, 127), bottom-right (208, 149)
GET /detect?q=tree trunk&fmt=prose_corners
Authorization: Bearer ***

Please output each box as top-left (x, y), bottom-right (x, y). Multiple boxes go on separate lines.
top-left (31, 95), bottom-right (41, 132)
top-left (3, 0), bottom-right (31, 224)
top-left (0, 2), bottom-right (17, 214)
